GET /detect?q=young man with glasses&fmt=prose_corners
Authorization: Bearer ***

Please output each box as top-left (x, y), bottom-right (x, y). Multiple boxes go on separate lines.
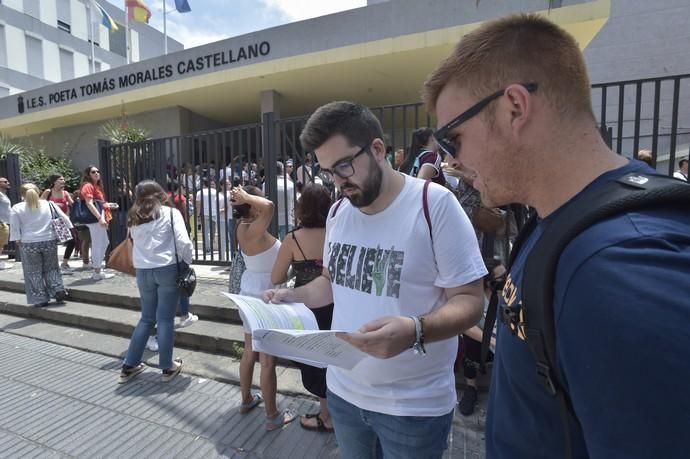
top-left (0, 177), bottom-right (11, 269)
top-left (263, 101), bottom-right (486, 459)
top-left (424, 14), bottom-right (690, 458)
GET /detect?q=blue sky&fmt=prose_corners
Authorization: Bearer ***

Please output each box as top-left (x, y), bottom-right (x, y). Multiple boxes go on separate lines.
top-left (105, 0), bottom-right (367, 49)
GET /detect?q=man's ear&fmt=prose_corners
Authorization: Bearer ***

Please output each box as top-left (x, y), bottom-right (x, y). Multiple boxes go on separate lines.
top-left (371, 138), bottom-right (386, 159)
top-left (503, 84), bottom-right (532, 135)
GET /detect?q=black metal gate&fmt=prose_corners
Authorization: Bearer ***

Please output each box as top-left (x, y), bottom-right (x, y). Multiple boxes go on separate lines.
top-left (100, 124), bottom-right (262, 264)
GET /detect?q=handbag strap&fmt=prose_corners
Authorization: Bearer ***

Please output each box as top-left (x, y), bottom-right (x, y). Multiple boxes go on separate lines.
top-left (170, 207), bottom-right (181, 276)
top-left (48, 202), bottom-right (58, 218)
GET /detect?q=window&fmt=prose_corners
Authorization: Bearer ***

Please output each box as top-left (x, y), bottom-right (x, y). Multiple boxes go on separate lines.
top-left (23, 0), bottom-right (40, 19)
top-left (57, 0), bottom-right (71, 33)
top-left (60, 48), bottom-right (74, 80)
top-left (25, 35), bottom-right (43, 78)
top-left (57, 20), bottom-right (71, 34)
top-left (0, 26), bottom-right (6, 68)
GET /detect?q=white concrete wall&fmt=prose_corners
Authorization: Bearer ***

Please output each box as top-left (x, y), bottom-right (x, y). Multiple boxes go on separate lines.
top-left (73, 51), bottom-right (89, 77)
top-left (130, 29), bottom-right (139, 62)
top-left (70, 0), bottom-right (88, 41)
top-left (40, 0), bottom-right (58, 28)
top-left (5, 25), bottom-right (27, 73)
top-left (43, 40), bottom-right (61, 82)
top-left (2, 0), bottom-right (23, 13)
top-left (100, 61), bottom-right (110, 71)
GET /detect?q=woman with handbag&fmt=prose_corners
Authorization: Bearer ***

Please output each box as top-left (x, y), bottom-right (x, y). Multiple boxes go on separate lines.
top-left (118, 180), bottom-right (192, 384)
top-left (232, 185), bottom-right (296, 431)
top-left (41, 174), bottom-right (75, 273)
top-left (9, 183), bottom-right (71, 307)
top-left (79, 165), bottom-right (115, 281)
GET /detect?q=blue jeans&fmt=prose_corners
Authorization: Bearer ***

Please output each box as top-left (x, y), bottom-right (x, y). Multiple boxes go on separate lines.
top-left (125, 263), bottom-right (180, 370)
top-left (178, 294), bottom-right (190, 316)
top-left (327, 389), bottom-right (453, 459)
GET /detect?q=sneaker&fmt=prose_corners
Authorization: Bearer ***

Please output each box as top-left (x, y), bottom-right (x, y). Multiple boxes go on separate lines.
top-left (82, 262), bottom-right (93, 270)
top-left (92, 272), bottom-right (115, 281)
top-left (118, 363), bottom-right (146, 384)
top-left (54, 290), bottom-right (68, 304)
top-left (176, 312), bottom-right (199, 328)
top-left (458, 386), bottom-right (478, 416)
top-left (146, 336), bottom-right (159, 352)
top-left (161, 358), bottom-right (182, 383)
top-left (61, 263), bottom-right (72, 272)
top-left (0, 261), bottom-right (6, 270)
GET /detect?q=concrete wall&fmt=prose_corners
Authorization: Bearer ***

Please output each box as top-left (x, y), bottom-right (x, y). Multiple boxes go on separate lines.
top-left (23, 106), bottom-right (229, 170)
top-left (583, 0), bottom-right (690, 169)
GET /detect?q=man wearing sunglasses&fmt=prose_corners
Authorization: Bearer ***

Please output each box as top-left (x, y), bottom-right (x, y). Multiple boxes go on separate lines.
top-left (263, 101), bottom-right (486, 458)
top-left (424, 14), bottom-right (690, 459)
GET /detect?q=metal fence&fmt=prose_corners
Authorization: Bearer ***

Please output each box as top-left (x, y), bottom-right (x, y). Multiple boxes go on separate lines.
top-left (592, 74), bottom-right (690, 175)
top-left (99, 73), bottom-right (690, 265)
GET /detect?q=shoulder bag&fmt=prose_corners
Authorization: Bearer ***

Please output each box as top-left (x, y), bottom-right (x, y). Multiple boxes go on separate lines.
top-left (48, 202), bottom-right (73, 243)
top-left (171, 208), bottom-right (196, 297)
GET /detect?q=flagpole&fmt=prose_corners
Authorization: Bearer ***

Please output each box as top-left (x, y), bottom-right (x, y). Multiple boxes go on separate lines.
top-left (124, 0), bottom-right (130, 63)
top-left (163, 0), bottom-right (168, 55)
top-left (88, 2), bottom-right (96, 73)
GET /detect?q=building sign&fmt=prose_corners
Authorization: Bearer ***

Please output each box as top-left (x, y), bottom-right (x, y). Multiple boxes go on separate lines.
top-left (16, 41), bottom-right (271, 114)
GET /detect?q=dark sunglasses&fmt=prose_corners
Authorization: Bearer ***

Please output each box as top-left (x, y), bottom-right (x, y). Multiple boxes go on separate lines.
top-left (90, 170), bottom-right (100, 174)
top-left (319, 145), bottom-right (369, 181)
top-left (434, 83), bottom-right (538, 158)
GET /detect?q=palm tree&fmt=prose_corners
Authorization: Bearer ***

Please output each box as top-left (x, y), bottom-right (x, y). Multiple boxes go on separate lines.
top-left (0, 132), bottom-right (25, 159)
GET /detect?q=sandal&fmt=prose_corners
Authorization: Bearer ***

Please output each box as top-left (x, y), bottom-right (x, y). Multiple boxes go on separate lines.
top-left (299, 413), bottom-right (334, 433)
top-left (239, 393), bottom-right (263, 414)
top-left (266, 409), bottom-right (297, 431)
top-left (118, 363), bottom-right (146, 384)
top-left (161, 358), bottom-right (182, 383)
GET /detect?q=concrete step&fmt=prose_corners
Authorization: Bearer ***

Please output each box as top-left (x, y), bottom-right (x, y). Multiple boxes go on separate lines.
top-left (0, 290), bottom-right (245, 356)
top-left (0, 277), bottom-right (243, 324)
top-left (0, 312), bottom-right (313, 398)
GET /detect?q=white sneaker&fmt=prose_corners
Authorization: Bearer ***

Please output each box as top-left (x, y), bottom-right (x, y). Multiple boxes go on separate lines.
top-left (82, 263), bottom-right (93, 269)
top-left (176, 313), bottom-right (199, 328)
top-left (0, 261), bottom-right (6, 270)
top-left (92, 272), bottom-right (115, 281)
top-left (146, 336), bottom-right (159, 352)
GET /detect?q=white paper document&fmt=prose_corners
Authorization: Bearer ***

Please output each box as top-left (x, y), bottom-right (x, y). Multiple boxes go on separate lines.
top-left (222, 292), bottom-right (366, 370)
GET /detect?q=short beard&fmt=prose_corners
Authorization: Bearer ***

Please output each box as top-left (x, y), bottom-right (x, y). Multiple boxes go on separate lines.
top-left (343, 157), bottom-right (383, 208)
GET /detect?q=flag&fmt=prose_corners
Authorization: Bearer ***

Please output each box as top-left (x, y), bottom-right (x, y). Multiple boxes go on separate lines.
top-left (126, 0), bottom-right (152, 23)
top-left (92, 1), bottom-right (119, 32)
top-left (175, 0), bottom-right (191, 13)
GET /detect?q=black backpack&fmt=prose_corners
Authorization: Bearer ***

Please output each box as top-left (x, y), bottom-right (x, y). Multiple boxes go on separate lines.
top-left (481, 172), bottom-right (690, 459)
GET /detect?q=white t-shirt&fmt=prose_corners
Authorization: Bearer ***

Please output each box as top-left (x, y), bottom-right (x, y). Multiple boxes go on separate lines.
top-left (276, 176), bottom-right (294, 227)
top-left (673, 171), bottom-right (687, 181)
top-left (195, 187), bottom-right (221, 218)
top-left (324, 175), bottom-right (486, 416)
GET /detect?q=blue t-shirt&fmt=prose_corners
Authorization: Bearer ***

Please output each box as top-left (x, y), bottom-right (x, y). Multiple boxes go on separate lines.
top-left (487, 160), bottom-right (690, 458)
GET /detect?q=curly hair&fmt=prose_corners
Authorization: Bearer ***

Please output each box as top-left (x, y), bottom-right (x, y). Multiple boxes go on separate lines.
top-left (295, 184), bottom-right (332, 228)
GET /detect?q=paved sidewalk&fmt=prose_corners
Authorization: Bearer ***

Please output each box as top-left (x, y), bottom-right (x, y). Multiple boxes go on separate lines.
top-left (0, 332), bottom-right (487, 458)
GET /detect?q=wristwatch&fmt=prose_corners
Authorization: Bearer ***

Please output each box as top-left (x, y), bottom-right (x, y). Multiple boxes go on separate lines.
top-left (410, 316), bottom-right (426, 356)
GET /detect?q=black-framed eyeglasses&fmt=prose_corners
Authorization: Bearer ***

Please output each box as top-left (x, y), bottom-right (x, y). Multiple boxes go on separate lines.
top-left (319, 145), bottom-right (369, 181)
top-left (434, 83), bottom-right (538, 158)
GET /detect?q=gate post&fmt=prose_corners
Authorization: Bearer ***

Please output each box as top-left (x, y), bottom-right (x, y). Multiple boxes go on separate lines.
top-left (262, 112), bottom-right (278, 237)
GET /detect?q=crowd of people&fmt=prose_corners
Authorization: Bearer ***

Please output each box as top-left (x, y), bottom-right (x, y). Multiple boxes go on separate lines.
top-left (1, 12), bottom-right (689, 459)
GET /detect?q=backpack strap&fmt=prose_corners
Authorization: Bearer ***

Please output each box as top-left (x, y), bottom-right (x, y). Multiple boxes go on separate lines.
top-left (329, 197), bottom-right (344, 219)
top-left (518, 172), bottom-right (690, 459)
top-left (422, 180), bottom-right (432, 240)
